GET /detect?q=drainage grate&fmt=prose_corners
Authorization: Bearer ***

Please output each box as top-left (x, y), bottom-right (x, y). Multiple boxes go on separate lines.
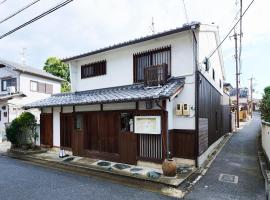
top-left (219, 174), bottom-right (238, 184)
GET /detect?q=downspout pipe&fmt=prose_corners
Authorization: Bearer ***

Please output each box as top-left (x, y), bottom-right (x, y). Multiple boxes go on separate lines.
top-left (155, 99), bottom-right (170, 159)
top-left (191, 27), bottom-right (199, 167)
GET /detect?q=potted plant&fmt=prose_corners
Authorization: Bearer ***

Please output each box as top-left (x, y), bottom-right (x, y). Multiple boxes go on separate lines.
top-left (162, 152), bottom-right (177, 177)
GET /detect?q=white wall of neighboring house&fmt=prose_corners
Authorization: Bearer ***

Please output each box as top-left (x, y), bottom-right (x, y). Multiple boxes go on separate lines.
top-left (262, 121), bottom-right (270, 163)
top-left (0, 66), bottom-right (61, 141)
top-left (7, 73), bottom-right (61, 122)
top-left (198, 27), bottom-right (224, 95)
top-left (69, 31), bottom-right (195, 92)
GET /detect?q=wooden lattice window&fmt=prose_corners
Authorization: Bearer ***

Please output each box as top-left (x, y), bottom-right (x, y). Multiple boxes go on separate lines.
top-left (81, 60), bottom-right (106, 79)
top-left (133, 46), bottom-right (171, 83)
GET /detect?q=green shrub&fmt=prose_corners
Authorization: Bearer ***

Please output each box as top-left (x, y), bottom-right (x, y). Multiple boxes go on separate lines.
top-left (6, 112), bottom-right (38, 148)
top-left (6, 118), bottom-right (21, 146)
top-left (260, 86), bottom-right (270, 122)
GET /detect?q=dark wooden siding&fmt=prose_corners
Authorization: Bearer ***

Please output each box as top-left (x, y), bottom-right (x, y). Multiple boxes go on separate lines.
top-left (169, 129), bottom-right (196, 159)
top-left (198, 118), bottom-right (208, 155)
top-left (40, 113), bottom-right (53, 147)
top-left (60, 113), bottom-right (73, 148)
top-left (222, 104), bottom-right (231, 134)
top-left (84, 112), bottom-right (119, 154)
top-left (59, 109), bottom-right (167, 163)
top-left (198, 73), bottom-right (229, 153)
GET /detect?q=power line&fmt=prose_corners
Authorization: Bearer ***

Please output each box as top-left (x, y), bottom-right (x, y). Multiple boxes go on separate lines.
top-left (0, 0), bottom-right (41, 25)
top-left (0, 0), bottom-right (8, 6)
top-left (207, 0), bottom-right (255, 60)
top-left (181, 0), bottom-right (189, 23)
top-left (239, 0), bottom-right (243, 74)
top-left (0, 0), bottom-right (74, 40)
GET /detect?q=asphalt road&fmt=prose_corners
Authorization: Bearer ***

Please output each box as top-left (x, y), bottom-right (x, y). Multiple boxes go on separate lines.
top-left (0, 156), bottom-right (174, 200)
top-left (186, 113), bottom-right (265, 200)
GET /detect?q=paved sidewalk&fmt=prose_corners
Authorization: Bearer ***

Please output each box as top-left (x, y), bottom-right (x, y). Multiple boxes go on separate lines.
top-left (186, 113), bottom-right (265, 200)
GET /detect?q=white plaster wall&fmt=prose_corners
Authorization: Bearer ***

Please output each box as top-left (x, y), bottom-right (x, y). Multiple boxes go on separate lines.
top-left (172, 75), bottom-right (196, 130)
top-left (198, 29), bottom-right (224, 95)
top-left (222, 93), bottom-right (230, 106)
top-left (62, 106), bottom-right (73, 113)
top-left (138, 101), bottom-right (161, 110)
top-left (262, 122), bottom-right (270, 162)
top-left (53, 107), bottom-right (60, 147)
top-left (75, 105), bottom-right (100, 112)
top-left (18, 73), bottom-right (61, 105)
top-left (167, 99), bottom-right (174, 130)
top-left (42, 107), bottom-right (52, 113)
top-left (0, 103), bottom-right (8, 136)
top-left (69, 31), bottom-right (194, 92)
top-left (103, 102), bottom-right (136, 111)
top-left (0, 67), bottom-right (19, 95)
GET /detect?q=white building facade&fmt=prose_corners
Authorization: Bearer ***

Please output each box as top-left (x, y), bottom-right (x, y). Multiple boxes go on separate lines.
top-left (0, 60), bottom-right (62, 142)
top-left (26, 23), bottom-right (230, 167)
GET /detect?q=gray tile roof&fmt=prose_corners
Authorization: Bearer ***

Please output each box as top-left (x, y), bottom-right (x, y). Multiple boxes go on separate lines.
top-left (62, 22), bottom-right (200, 62)
top-left (0, 92), bottom-right (25, 100)
top-left (0, 59), bottom-right (63, 82)
top-left (24, 77), bottom-right (185, 109)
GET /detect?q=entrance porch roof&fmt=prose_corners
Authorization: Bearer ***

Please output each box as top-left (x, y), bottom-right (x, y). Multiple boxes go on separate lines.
top-left (24, 77), bottom-right (185, 109)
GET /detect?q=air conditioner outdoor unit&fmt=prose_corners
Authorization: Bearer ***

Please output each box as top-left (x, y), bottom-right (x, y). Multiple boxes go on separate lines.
top-left (7, 86), bottom-right (16, 94)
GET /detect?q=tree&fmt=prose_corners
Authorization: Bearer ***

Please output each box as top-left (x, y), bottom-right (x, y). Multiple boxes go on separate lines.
top-left (260, 86), bottom-right (270, 122)
top-left (43, 57), bottom-right (71, 92)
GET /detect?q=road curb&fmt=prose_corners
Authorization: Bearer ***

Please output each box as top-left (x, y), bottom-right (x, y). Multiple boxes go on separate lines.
top-left (1, 152), bottom-right (186, 198)
top-left (179, 132), bottom-right (233, 196)
top-left (257, 133), bottom-right (270, 199)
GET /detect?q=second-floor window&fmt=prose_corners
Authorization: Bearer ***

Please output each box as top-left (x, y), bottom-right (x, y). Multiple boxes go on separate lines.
top-left (1, 78), bottom-right (16, 91)
top-left (30, 80), bottom-right (53, 94)
top-left (30, 81), bottom-right (38, 92)
top-left (81, 60), bottom-right (106, 79)
top-left (133, 46), bottom-right (171, 83)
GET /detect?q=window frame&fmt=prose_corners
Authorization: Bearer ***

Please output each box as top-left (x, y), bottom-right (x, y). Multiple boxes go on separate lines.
top-left (30, 80), bottom-right (38, 92)
top-left (133, 46), bottom-right (171, 83)
top-left (1, 78), bottom-right (17, 91)
top-left (81, 60), bottom-right (107, 79)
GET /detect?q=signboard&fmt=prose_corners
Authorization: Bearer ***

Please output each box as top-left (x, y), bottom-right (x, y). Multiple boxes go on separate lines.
top-left (134, 116), bottom-right (161, 134)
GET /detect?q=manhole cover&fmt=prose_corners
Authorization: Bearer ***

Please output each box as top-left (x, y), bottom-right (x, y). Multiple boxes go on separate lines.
top-left (219, 173), bottom-right (238, 184)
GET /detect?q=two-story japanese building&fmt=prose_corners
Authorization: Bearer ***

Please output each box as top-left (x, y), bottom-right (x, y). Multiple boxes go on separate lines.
top-left (25, 22), bottom-right (231, 167)
top-left (0, 59), bottom-right (62, 143)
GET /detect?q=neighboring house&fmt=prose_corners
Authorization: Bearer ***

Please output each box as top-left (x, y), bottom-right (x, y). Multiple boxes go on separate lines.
top-left (223, 82), bottom-right (234, 131)
top-left (0, 59), bottom-right (62, 142)
top-left (25, 22), bottom-right (230, 167)
top-left (223, 82), bottom-right (233, 95)
top-left (230, 87), bottom-right (251, 120)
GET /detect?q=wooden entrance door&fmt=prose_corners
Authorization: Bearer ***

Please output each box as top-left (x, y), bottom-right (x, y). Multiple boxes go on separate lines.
top-left (119, 132), bottom-right (137, 164)
top-left (72, 114), bottom-right (84, 156)
top-left (40, 113), bottom-right (53, 147)
top-left (60, 113), bottom-right (73, 148)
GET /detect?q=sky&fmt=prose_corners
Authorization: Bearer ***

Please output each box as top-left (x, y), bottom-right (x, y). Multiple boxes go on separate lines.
top-left (0, 0), bottom-right (268, 99)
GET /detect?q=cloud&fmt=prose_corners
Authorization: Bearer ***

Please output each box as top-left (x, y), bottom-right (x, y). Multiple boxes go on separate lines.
top-left (0, 0), bottom-right (268, 97)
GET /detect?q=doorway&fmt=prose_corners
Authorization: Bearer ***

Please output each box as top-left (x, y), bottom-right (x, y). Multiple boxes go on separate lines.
top-left (72, 114), bottom-right (84, 156)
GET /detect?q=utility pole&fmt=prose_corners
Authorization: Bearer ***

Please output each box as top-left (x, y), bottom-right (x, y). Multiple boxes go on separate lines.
top-left (232, 30), bottom-right (240, 128)
top-left (249, 77), bottom-right (254, 118)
